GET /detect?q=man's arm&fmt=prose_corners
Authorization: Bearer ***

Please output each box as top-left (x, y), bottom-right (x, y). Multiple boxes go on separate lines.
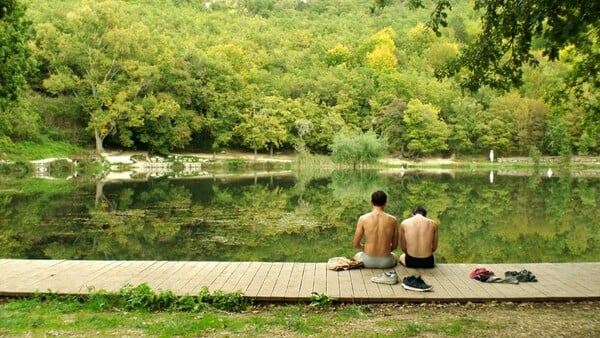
top-left (390, 220), bottom-right (399, 251)
top-left (352, 217), bottom-right (365, 250)
top-left (431, 223), bottom-right (438, 252)
top-left (399, 222), bottom-right (407, 253)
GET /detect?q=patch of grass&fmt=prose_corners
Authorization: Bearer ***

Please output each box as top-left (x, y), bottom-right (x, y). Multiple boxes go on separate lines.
top-left (2, 141), bottom-right (82, 161)
top-left (395, 323), bottom-right (432, 335)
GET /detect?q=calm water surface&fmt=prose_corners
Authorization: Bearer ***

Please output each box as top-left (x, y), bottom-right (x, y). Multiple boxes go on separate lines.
top-left (1, 169), bottom-right (598, 263)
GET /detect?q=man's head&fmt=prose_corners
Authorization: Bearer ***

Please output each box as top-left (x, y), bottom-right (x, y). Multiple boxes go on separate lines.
top-left (371, 190), bottom-right (387, 207)
top-left (412, 205), bottom-right (427, 217)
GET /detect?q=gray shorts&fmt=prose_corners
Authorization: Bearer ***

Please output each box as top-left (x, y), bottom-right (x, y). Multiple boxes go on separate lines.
top-left (356, 252), bottom-right (398, 269)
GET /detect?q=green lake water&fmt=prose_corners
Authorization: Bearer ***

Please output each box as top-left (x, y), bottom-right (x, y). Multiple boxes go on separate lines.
top-left (1, 169), bottom-right (598, 263)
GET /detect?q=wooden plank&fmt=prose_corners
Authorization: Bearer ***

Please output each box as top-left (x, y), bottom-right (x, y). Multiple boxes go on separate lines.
top-left (347, 269), bottom-right (369, 300)
top-left (443, 264), bottom-right (498, 300)
top-left (298, 263), bottom-right (316, 300)
top-left (312, 263), bottom-right (328, 295)
top-left (271, 263), bottom-right (294, 301)
top-left (233, 262), bottom-right (262, 294)
top-left (284, 263), bottom-right (306, 301)
top-left (427, 264), bottom-right (472, 298)
top-left (28, 260), bottom-right (102, 290)
top-left (198, 262), bottom-right (231, 292)
top-left (243, 263), bottom-right (271, 298)
top-left (91, 261), bottom-right (161, 293)
top-left (360, 269), bottom-right (384, 300)
top-left (414, 267), bottom-right (454, 300)
top-left (218, 262), bottom-right (253, 293)
top-left (123, 261), bottom-right (166, 286)
top-left (140, 261), bottom-right (195, 293)
top-left (337, 269), bottom-right (354, 302)
top-left (206, 262), bottom-right (241, 292)
top-left (175, 262), bottom-right (217, 293)
top-left (2, 260), bottom-right (66, 290)
top-left (325, 267), bottom-right (341, 299)
top-left (185, 262), bottom-right (229, 292)
top-left (257, 263), bottom-right (283, 301)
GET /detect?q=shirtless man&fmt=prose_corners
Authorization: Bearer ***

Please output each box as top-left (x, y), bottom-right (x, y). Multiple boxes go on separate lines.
top-left (399, 206), bottom-right (438, 269)
top-left (352, 191), bottom-right (399, 268)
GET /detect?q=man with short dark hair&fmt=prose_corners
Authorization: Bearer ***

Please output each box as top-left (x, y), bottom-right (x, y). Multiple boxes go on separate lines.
top-left (399, 206), bottom-right (438, 268)
top-left (352, 191), bottom-right (399, 268)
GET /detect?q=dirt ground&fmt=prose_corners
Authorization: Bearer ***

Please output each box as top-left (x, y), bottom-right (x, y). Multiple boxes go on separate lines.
top-left (249, 301), bottom-right (600, 337)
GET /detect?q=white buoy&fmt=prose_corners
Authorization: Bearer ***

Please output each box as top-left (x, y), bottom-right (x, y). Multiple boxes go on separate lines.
top-left (547, 168), bottom-right (553, 177)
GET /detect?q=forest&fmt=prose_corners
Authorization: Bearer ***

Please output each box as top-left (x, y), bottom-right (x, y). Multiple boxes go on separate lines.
top-left (1, 0), bottom-right (598, 158)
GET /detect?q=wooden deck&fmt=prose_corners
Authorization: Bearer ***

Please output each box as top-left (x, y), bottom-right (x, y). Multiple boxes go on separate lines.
top-left (1, 259), bottom-right (599, 303)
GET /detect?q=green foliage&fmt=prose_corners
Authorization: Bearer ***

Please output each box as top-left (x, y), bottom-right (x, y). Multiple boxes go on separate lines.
top-left (309, 292), bottom-right (336, 307)
top-left (428, 0), bottom-right (600, 133)
top-left (528, 145), bottom-right (541, 167)
top-left (3, 0), bottom-right (593, 156)
top-left (0, 161), bottom-right (32, 177)
top-left (114, 283), bottom-right (249, 312)
top-left (47, 159), bottom-right (75, 178)
top-left (330, 130), bottom-right (387, 168)
top-left (403, 99), bottom-right (450, 156)
top-left (0, 0), bottom-right (33, 113)
top-left (1, 140), bottom-right (81, 161)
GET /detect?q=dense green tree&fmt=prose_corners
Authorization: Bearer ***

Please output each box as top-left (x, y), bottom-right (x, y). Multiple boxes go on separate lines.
top-left (444, 97), bottom-right (483, 155)
top-left (377, 98), bottom-right (408, 155)
top-left (330, 130), bottom-right (387, 168)
top-left (33, 0), bottom-right (201, 153)
top-left (426, 0), bottom-right (600, 130)
top-left (0, 0), bottom-right (34, 139)
top-left (11, 0), bottom-right (599, 156)
top-left (402, 98), bottom-right (450, 156)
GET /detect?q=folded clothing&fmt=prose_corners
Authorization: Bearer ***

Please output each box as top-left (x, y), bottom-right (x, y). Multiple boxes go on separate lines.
top-left (327, 257), bottom-right (364, 271)
top-left (469, 267), bottom-right (495, 280)
top-left (505, 269), bottom-right (537, 282)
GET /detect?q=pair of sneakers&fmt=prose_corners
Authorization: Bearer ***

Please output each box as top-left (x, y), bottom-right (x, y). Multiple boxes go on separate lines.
top-left (370, 272), bottom-right (433, 292)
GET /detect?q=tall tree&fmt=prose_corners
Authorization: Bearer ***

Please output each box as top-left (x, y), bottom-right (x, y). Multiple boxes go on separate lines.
top-left (425, 0), bottom-right (600, 130)
top-left (402, 98), bottom-right (450, 156)
top-left (0, 0), bottom-right (33, 138)
top-left (33, 0), bottom-right (200, 153)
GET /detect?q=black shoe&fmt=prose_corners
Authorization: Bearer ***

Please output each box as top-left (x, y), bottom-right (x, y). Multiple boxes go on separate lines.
top-left (402, 275), bottom-right (433, 292)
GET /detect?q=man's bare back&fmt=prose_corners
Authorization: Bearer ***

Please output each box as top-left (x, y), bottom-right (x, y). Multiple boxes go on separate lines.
top-left (354, 211), bottom-right (398, 256)
top-left (352, 191), bottom-right (399, 269)
top-left (399, 206), bottom-right (438, 268)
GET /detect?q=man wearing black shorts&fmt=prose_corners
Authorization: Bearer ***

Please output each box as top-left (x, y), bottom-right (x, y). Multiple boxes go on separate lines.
top-left (399, 206), bottom-right (438, 269)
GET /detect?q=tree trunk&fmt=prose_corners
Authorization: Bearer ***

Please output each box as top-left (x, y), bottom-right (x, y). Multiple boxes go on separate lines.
top-left (94, 128), bottom-right (105, 153)
top-left (95, 181), bottom-right (105, 208)
top-left (254, 148), bottom-right (258, 162)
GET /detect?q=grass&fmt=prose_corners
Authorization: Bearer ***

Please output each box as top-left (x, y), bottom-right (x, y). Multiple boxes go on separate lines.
top-left (2, 298), bottom-right (598, 337)
top-left (0, 140), bottom-right (87, 162)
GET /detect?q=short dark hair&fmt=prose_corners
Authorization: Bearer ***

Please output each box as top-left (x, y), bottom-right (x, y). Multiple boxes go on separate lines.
top-left (371, 190), bottom-right (387, 207)
top-left (412, 205), bottom-right (427, 217)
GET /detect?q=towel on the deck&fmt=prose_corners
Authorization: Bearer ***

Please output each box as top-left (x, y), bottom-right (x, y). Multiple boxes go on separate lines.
top-left (327, 257), bottom-right (364, 271)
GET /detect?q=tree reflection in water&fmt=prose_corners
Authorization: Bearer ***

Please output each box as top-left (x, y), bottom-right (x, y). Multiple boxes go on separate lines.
top-left (0, 170), bottom-right (599, 263)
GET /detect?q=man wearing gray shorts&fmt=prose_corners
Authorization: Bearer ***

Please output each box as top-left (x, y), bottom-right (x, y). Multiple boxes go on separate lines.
top-left (352, 191), bottom-right (399, 269)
